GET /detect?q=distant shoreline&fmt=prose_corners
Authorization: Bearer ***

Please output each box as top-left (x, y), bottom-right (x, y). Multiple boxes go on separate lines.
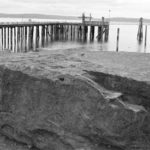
top-left (0, 13), bottom-right (150, 23)
top-left (0, 17), bottom-right (149, 25)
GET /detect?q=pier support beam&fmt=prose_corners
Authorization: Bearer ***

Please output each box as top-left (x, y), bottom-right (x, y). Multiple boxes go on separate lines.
top-left (12, 27), bottom-right (15, 52)
top-left (137, 17), bottom-right (143, 42)
top-left (97, 26), bottom-right (102, 41)
top-left (82, 25), bottom-right (88, 41)
top-left (1, 28), bottom-right (4, 50)
top-left (42, 25), bottom-right (45, 47)
top-left (36, 26), bottom-right (40, 49)
top-left (24, 26), bottom-right (27, 52)
top-left (3, 27), bottom-right (6, 50)
top-left (8, 28), bottom-right (10, 50)
top-left (104, 26), bottom-right (109, 42)
top-left (0, 28), bottom-right (2, 50)
top-left (50, 25), bottom-right (54, 41)
top-left (90, 26), bottom-right (95, 41)
top-left (78, 26), bottom-right (82, 41)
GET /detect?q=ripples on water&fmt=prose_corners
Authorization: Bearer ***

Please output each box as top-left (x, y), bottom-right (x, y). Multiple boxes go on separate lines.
top-left (46, 24), bottom-right (150, 53)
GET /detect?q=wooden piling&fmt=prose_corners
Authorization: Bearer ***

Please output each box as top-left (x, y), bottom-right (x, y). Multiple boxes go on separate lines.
top-left (22, 27), bottom-right (25, 52)
top-left (6, 27), bottom-right (9, 50)
top-left (20, 27), bottom-right (23, 52)
top-left (68, 25), bottom-right (71, 40)
top-left (116, 28), bottom-right (120, 52)
top-left (45, 25), bottom-right (48, 45)
top-left (97, 26), bottom-right (102, 41)
top-left (36, 26), bottom-right (40, 49)
top-left (24, 26), bottom-right (27, 52)
top-left (1, 27), bottom-right (4, 50)
top-left (28, 26), bottom-right (31, 51)
top-left (90, 26), bottom-right (95, 41)
top-left (70, 25), bottom-right (73, 40)
top-left (39, 26), bottom-right (42, 48)
top-left (137, 17), bottom-right (143, 42)
top-left (10, 27), bottom-right (13, 51)
top-left (78, 26), bottom-right (82, 40)
top-left (0, 28), bottom-right (2, 50)
top-left (73, 26), bottom-right (76, 40)
top-left (2, 28), bottom-right (4, 50)
top-left (55, 24), bottom-right (59, 41)
top-left (33, 26), bottom-right (36, 51)
top-left (53, 25), bottom-right (56, 41)
top-left (67, 25), bottom-right (69, 40)
top-left (26, 26), bottom-right (30, 51)
top-left (9, 27), bottom-right (12, 50)
top-left (18, 27), bottom-right (22, 52)
top-left (63, 25), bottom-right (65, 40)
top-left (104, 26), bottom-right (109, 42)
top-left (20, 27), bottom-right (24, 52)
top-left (82, 25), bottom-right (88, 41)
top-left (47, 25), bottom-right (51, 44)
top-left (19, 27), bottom-right (22, 52)
top-left (50, 25), bottom-right (53, 41)
top-left (18, 27), bottom-right (21, 52)
top-left (65, 25), bottom-right (69, 40)
top-left (51, 25), bottom-right (54, 41)
top-left (3, 27), bottom-right (6, 50)
top-left (30, 26), bottom-right (34, 50)
top-left (42, 25), bottom-right (45, 47)
top-left (145, 25), bottom-right (147, 47)
top-left (15, 27), bottom-right (19, 52)
top-left (59, 25), bottom-right (63, 40)
top-left (101, 17), bottom-right (104, 41)
top-left (82, 26), bottom-right (84, 41)
top-left (56, 25), bottom-right (59, 40)
top-left (17, 27), bottom-right (19, 52)
top-left (12, 27), bottom-right (15, 52)
top-left (97, 18), bottom-right (104, 42)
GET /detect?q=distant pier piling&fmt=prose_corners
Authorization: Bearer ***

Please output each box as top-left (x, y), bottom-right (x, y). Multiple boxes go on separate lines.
top-left (145, 25), bottom-right (147, 47)
top-left (90, 26), bottom-right (95, 41)
top-left (116, 28), bottom-right (120, 52)
top-left (137, 17), bottom-right (143, 42)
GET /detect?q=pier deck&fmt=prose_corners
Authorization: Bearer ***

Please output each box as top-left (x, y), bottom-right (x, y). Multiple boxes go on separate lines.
top-left (0, 21), bottom-right (109, 27)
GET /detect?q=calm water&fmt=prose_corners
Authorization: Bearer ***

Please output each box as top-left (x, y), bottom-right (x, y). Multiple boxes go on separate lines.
top-left (45, 23), bottom-right (150, 53)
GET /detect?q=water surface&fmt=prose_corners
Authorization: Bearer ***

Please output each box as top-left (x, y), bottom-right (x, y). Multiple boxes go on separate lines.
top-left (45, 23), bottom-right (150, 53)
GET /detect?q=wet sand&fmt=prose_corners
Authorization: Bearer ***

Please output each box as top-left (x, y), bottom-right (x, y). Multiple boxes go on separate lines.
top-left (0, 49), bottom-right (150, 150)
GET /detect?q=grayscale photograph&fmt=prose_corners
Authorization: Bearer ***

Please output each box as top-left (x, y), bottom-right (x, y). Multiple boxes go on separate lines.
top-left (0, 0), bottom-right (149, 150)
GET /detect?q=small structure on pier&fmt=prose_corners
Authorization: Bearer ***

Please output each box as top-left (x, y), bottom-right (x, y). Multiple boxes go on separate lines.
top-left (79, 13), bottom-right (93, 24)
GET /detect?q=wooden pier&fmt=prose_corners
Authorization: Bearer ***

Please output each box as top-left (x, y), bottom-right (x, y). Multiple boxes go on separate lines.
top-left (0, 16), bottom-right (109, 52)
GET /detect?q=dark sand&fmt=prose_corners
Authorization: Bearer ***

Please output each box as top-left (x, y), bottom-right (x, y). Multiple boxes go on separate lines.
top-left (0, 49), bottom-right (150, 150)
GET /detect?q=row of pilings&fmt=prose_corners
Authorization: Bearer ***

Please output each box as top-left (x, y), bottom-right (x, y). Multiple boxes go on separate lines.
top-left (0, 24), bottom-right (109, 52)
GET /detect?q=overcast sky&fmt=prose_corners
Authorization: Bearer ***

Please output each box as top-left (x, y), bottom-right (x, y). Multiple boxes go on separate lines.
top-left (0, 0), bottom-right (150, 18)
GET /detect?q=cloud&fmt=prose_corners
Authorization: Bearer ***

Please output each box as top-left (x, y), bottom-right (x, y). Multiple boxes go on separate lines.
top-left (0, 0), bottom-right (149, 18)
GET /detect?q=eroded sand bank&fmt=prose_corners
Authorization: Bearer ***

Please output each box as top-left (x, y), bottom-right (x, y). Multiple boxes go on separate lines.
top-left (0, 49), bottom-right (150, 150)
